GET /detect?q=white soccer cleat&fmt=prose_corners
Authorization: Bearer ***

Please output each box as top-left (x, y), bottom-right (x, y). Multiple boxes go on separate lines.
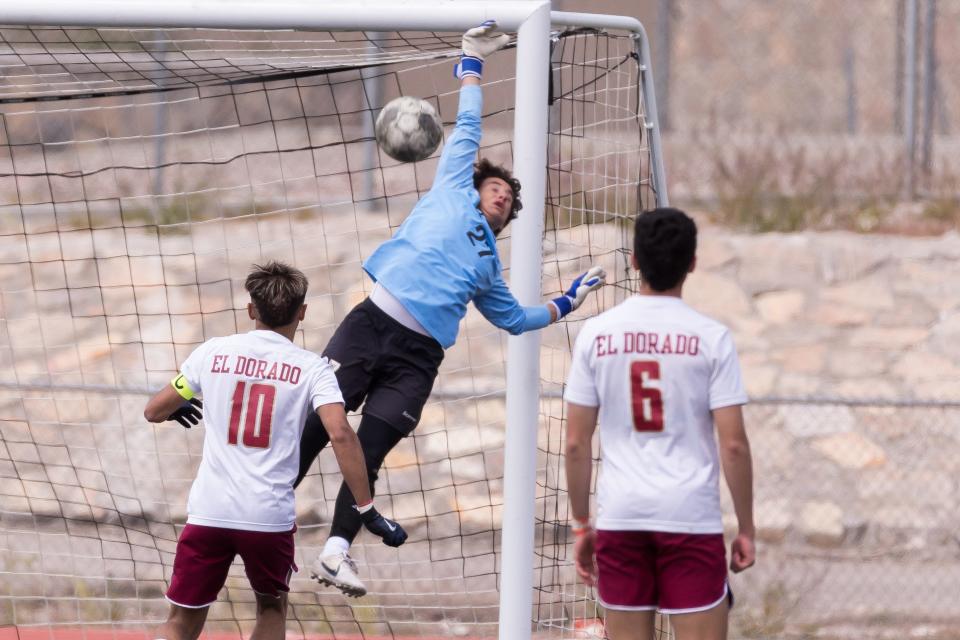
top-left (311, 551), bottom-right (367, 598)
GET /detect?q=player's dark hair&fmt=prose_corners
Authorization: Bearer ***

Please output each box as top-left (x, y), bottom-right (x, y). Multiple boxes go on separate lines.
top-left (633, 208), bottom-right (697, 291)
top-left (473, 158), bottom-right (522, 224)
top-left (245, 261), bottom-right (308, 328)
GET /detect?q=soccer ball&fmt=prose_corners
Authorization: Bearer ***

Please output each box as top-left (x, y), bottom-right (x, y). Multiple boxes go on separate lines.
top-left (375, 96), bottom-right (443, 163)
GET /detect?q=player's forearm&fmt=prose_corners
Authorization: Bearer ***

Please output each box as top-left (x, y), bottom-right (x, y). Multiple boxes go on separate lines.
top-left (318, 404), bottom-right (374, 505)
top-left (432, 83), bottom-right (481, 188)
top-left (564, 438), bottom-right (593, 522)
top-left (720, 440), bottom-right (755, 535)
top-left (144, 384), bottom-right (188, 423)
top-left (329, 429), bottom-right (374, 506)
top-left (452, 83), bottom-right (482, 137)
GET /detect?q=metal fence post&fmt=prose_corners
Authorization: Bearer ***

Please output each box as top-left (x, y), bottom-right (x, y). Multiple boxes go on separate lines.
top-left (903, 0), bottom-right (918, 200)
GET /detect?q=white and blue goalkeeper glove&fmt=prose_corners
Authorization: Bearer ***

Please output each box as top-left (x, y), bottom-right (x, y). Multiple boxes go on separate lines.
top-left (455, 20), bottom-right (510, 80)
top-left (551, 266), bottom-right (606, 319)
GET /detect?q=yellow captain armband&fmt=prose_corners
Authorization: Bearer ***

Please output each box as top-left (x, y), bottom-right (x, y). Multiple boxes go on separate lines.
top-left (171, 374), bottom-right (195, 400)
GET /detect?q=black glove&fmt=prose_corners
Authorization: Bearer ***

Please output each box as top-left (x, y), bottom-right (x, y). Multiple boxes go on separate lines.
top-left (359, 506), bottom-right (408, 547)
top-left (168, 398), bottom-right (203, 428)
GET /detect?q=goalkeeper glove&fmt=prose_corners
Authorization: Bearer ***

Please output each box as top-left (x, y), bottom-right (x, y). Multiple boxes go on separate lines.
top-left (551, 266), bottom-right (606, 319)
top-left (455, 20), bottom-right (510, 80)
top-left (357, 503), bottom-right (408, 547)
top-left (168, 398), bottom-right (203, 429)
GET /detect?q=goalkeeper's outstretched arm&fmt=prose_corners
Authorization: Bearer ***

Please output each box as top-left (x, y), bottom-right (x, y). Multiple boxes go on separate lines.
top-left (432, 21), bottom-right (509, 192)
top-left (473, 265), bottom-right (608, 335)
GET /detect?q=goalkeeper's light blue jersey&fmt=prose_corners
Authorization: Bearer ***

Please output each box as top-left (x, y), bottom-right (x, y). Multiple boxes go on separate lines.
top-left (363, 84), bottom-right (550, 349)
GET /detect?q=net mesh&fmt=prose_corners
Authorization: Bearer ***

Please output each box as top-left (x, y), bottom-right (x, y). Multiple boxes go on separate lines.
top-left (0, 24), bottom-right (660, 639)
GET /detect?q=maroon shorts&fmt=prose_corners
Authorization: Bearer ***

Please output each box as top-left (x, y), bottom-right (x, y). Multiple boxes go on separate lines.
top-left (596, 530), bottom-right (728, 613)
top-left (166, 524), bottom-right (298, 608)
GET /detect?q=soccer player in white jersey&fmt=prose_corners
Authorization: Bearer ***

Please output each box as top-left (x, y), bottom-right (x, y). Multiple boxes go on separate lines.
top-left (564, 209), bottom-right (755, 640)
top-left (143, 262), bottom-right (407, 640)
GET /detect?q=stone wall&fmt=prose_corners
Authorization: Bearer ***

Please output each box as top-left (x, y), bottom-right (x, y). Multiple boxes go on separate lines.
top-left (688, 221), bottom-right (960, 402)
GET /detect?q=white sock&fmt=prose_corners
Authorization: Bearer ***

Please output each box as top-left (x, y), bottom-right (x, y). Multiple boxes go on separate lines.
top-left (323, 536), bottom-right (350, 557)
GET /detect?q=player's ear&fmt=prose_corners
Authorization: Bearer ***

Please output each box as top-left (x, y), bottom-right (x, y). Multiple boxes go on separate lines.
top-left (688, 255), bottom-right (697, 274)
top-left (298, 304), bottom-right (307, 321)
top-left (247, 303), bottom-right (258, 321)
top-left (630, 253), bottom-right (639, 271)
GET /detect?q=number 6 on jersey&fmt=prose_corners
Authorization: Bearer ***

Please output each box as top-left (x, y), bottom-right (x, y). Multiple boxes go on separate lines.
top-left (630, 361), bottom-right (663, 432)
top-left (228, 381), bottom-right (276, 448)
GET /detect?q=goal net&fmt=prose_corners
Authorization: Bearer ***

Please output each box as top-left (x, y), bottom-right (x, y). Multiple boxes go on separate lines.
top-left (0, 16), bottom-right (663, 640)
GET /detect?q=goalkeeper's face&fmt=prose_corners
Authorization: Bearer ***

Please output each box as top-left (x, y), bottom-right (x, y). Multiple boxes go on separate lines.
top-left (478, 177), bottom-right (515, 235)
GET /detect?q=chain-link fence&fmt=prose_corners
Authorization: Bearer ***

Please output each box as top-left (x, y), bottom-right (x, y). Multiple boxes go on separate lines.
top-left (555, 0), bottom-right (959, 229)
top-left (673, 0), bottom-right (957, 226)
top-left (656, 0), bottom-right (956, 135)
top-left (732, 397), bottom-right (959, 637)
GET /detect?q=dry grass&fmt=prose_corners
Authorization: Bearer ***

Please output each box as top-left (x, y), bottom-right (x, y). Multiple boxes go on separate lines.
top-left (669, 131), bottom-right (960, 235)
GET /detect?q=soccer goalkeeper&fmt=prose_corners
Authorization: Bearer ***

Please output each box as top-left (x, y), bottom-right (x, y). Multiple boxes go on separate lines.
top-left (297, 21), bottom-right (606, 597)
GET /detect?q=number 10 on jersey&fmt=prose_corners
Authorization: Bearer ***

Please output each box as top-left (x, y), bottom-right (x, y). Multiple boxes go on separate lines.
top-left (228, 381), bottom-right (276, 448)
top-left (631, 361), bottom-right (664, 432)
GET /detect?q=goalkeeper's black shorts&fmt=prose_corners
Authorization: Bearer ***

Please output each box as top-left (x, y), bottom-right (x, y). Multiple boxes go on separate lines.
top-left (323, 297), bottom-right (444, 435)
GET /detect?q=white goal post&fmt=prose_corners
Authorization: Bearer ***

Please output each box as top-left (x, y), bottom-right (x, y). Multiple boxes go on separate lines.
top-left (0, 2), bottom-right (668, 639)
